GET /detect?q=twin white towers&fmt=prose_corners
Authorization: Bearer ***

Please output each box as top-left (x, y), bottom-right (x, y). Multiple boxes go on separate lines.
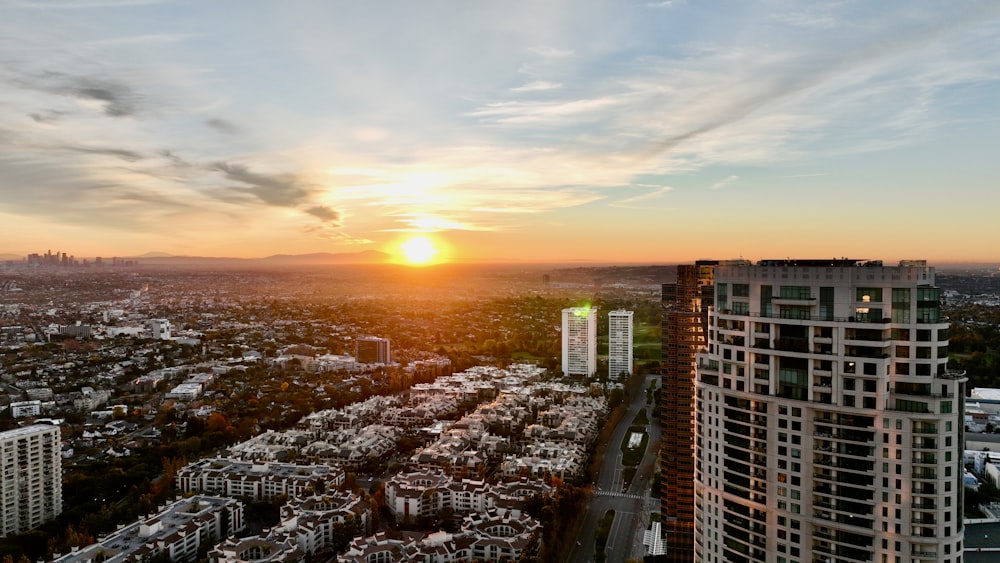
top-left (560, 307), bottom-right (633, 377)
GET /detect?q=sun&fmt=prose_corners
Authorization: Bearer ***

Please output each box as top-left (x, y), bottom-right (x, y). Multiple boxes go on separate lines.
top-left (399, 236), bottom-right (439, 265)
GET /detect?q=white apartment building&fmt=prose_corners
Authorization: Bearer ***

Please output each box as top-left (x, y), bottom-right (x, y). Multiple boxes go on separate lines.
top-left (0, 424), bottom-right (62, 537)
top-left (694, 260), bottom-right (965, 563)
top-left (177, 458), bottom-right (345, 501)
top-left (561, 306), bottom-right (596, 377)
top-left (146, 318), bottom-right (171, 340)
top-left (608, 309), bottom-right (634, 377)
top-left (53, 496), bottom-right (244, 562)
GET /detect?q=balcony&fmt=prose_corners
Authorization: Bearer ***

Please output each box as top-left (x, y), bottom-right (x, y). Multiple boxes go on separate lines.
top-left (774, 337), bottom-right (810, 353)
top-left (773, 296), bottom-right (816, 305)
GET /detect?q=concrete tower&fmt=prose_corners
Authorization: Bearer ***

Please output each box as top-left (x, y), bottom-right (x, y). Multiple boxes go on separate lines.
top-left (608, 309), bottom-right (634, 378)
top-left (0, 424), bottom-right (63, 537)
top-left (694, 259), bottom-right (965, 563)
top-left (562, 306), bottom-right (597, 377)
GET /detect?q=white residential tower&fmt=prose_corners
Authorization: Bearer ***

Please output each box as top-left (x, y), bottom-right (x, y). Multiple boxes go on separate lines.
top-left (562, 307), bottom-right (597, 377)
top-left (608, 309), bottom-right (634, 378)
top-left (0, 424), bottom-right (63, 537)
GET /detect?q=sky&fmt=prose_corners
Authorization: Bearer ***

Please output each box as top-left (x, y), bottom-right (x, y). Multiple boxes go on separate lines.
top-left (1, 0), bottom-right (999, 264)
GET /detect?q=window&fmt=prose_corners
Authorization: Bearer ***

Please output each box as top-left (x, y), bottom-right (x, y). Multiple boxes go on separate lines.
top-left (819, 286), bottom-right (834, 320)
top-left (761, 285), bottom-right (773, 317)
top-left (733, 283), bottom-right (750, 297)
top-left (780, 286), bottom-right (811, 299)
top-left (856, 287), bottom-right (883, 302)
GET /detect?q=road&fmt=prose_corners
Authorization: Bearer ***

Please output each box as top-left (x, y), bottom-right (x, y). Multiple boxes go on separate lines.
top-left (568, 374), bottom-right (661, 563)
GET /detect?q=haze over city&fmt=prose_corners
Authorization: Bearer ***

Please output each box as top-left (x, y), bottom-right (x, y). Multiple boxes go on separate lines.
top-left (1, 1), bottom-right (999, 264)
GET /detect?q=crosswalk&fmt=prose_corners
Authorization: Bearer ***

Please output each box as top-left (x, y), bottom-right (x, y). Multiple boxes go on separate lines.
top-left (595, 490), bottom-right (646, 501)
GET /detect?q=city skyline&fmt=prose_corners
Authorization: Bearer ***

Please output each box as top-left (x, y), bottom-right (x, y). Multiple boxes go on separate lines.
top-left (2, 1), bottom-right (1000, 264)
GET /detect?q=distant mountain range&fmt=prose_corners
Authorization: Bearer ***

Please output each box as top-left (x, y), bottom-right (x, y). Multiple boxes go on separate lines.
top-left (132, 250), bottom-right (392, 266)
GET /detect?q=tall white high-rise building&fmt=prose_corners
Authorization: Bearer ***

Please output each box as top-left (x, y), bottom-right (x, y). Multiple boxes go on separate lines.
top-left (0, 424), bottom-right (63, 537)
top-left (608, 309), bottom-right (634, 377)
top-left (694, 259), bottom-right (965, 563)
top-left (562, 307), bottom-right (597, 377)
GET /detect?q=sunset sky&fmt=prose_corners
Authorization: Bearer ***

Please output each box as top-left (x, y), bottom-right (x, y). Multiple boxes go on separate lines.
top-left (1, 1), bottom-right (998, 264)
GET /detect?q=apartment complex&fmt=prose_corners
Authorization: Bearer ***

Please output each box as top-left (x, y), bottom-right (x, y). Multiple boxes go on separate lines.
top-left (660, 260), bottom-right (718, 562)
top-left (54, 496), bottom-right (244, 562)
top-left (0, 424), bottom-right (62, 537)
top-left (694, 259), bottom-right (965, 563)
top-left (608, 309), bottom-right (634, 378)
top-left (561, 306), bottom-right (597, 377)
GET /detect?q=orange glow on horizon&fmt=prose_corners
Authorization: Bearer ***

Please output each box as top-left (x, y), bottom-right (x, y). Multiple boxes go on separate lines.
top-left (397, 236), bottom-right (442, 266)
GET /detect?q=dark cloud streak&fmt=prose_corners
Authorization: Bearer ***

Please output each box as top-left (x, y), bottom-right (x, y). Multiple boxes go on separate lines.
top-left (305, 205), bottom-right (340, 224)
top-left (212, 161), bottom-right (311, 206)
top-left (69, 80), bottom-right (138, 117)
top-left (205, 118), bottom-right (240, 134)
top-left (64, 145), bottom-right (144, 161)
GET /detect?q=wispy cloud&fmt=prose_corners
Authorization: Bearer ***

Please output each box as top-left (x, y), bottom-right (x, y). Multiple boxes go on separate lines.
top-left (530, 46), bottom-right (573, 59)
top-left (709, 175), bottom-right (738, 190)
top-left (10, 0), bottom-right (166, 9)
top-left (0, 0), bottom-right (998, 257)
top-left (510, 81), bottom-right (563, 93)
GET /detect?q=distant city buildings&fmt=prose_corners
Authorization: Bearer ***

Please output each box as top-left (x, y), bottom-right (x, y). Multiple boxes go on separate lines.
top-left (20, 250), bottom-right (137, 268)
top-left (608, 309), bottom-right (634, 378)
top-left (0, 425), bottom-right (63, 537)
top-left (694, 259), bottom-right (966, 562)
top-left (561, 306), bottom-right (596, 377)
top-left (355, 336), bottom-right (390, 364)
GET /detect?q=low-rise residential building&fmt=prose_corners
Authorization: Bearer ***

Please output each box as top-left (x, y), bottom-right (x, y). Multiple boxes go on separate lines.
top-left (209, 536), bottom-right (304, 563)
top-left (341, 510), bottom-right (540, 563)
top-left (177, 458), bottom-right (345, 502)
top-left (385, 471), bottom-right (549, 524)
top-left (53, 496), bottom-right (244, 562)
top-left (9, 400), bottom-right (41, 418)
